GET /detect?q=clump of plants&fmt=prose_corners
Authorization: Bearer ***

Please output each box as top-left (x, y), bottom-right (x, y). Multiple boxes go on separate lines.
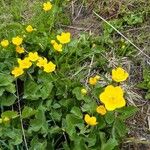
top-left (138, 67), bottom-right (150, 100)
top-left (0, 1), bottom-right (138, 149)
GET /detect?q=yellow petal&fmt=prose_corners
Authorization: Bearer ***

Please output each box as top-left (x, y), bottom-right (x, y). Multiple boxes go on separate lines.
top-left (12, 36), bottom-right (23, 46)
top-left (43, 61), bottom-right (56, 73)
top-left (26, 25), bottom-right (34, 33)
top-left (96, 105), bottom-right (107, 115)
top-left (112, 67), bottom-right (129, 82)
top-left (1, 40), bottom-right (9, 47)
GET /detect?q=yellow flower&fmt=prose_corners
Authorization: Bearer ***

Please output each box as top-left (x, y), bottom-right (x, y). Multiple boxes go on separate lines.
top-left (96, 105), bottom-right (107, 115)
top-left (84, 114), bottom-right (98, 126)
top-left (36, 57), bottom-right (48, 68)
top-left (57, 32), bottom-right (71, 44)
top-left (43, 61), bottom-right (56, 73)
top-left (28, 52), bottom-right (39, 62)
top-left (99, 85), bottom-right (126, 111)
top-left (81, 88), bottom-right (87, 95)
top-left (112, 67), bottom-right (129, 82)
top-left (43, 2), bottom-right (52, 11)
top-left (16, 46), bottom-right (25, 54)
top-left (51, 40), bottom-right (62, 52)
top-left (26, 25), bottom-right (34, 33)
top-left (1, 39), bottom-right (9, 47)
top-left (89, 75), bottom-right (100, 85)
top-left (95, 75), bottom-right (100, 80)
top-left (51, 40), bottom-right (55, 44)
top-left (18, 58), bottom-right (32, 69)
top-left (89, 77), bottom-right (97, 85)
top-left (12, 36), bottom-right (23, 46)
top-left (11, 67), bottom-right (24, 78)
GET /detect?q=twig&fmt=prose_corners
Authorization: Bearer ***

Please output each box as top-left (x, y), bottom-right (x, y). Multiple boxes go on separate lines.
top-left (73, 2), bottom-right (84, 22)
top-left (124, 137), bottom-right (150, 145)
top-left (123, 26), bottom-right (150, 33)
top-left (85, 55), bottom-right (94, 87)
top-left (93, 11), bottom-right (150, 61)
top-left (60, 24), bottom-right (94, 32)
top-left (71, 65), bottom-right (87, 78)
top-left (16, 80), bottom-right (28, 150)
top-left (60, 24), bottom-right (84, 31)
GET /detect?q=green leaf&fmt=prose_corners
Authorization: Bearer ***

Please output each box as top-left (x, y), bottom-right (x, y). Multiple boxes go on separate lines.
top-left (71, 106), bottom-right (83, 119)
top-left (105, 111), bottom-right (115, 124)
top-left (38, 71), bottom-right (53, 83)
top-left (72, 87), bottom-right (84, 100)
top-left (123, 13), bottom-right (143, 25)
top-left (117, 106), bottom-right (138, 120)
top-left (40, 82), bottom-right (53, 100)
top-left (0, 88), bottom-right (5, 96)
top-left (0, 93), bottom-right (16, 106)
top-left (50, 110), bottom-right (62, 121)
top-left (52, 103), bottom-right (61, 109)
top-left (24, 80), bottom-right (42, 100)
top-left (59, 98), bottom-right (74, 109)
top-left (81, 101), bottom-right (97, 113)
top-left (65, 114), bottom-right (84, 139)
top-left (49, 126), bottom-right (61, 135)
top-left (24, 80), bottom-right (53, 100)
top-left (5, 84), bottom-right (16, 94)
top-left (101, 138), bottom-right (118, 150)
top-left (0, 73), bottom-right (14, 87)
top-left (28, 107), bottom-right (48, 134)
top-left (5, 129), bottom-right (22, 145)
top-left (22, 106), bottom-right (37, 119)
top-left (97, 116), bottom-right (106, 129)
top-left (91, 84), bottom-right (103, 99)
top-left (99, 132), bottom-right (106, 146)
top-left (113, 119), bottom-right (128, 138)
top-left (1, 110), bottom-right (18, 119)
top-left (73, 137), bottom-right (87, 150)
top-left (86, 133), bottom-right (97, 147)
top-left (30, 136), bottom-right (47, 150)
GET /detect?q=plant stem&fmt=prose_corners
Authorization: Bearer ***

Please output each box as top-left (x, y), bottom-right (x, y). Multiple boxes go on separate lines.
top-left (15, 80), bottom-right (28, 150)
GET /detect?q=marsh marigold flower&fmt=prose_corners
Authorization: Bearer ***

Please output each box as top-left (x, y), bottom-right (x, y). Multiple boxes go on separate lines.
top-left (12, 36), bottom-right (23, 46)
top-left (96, 105), bottom-right (107, 115)
top-left (16, 46), bottom-right (25, 54)
top-left (11, 67), bottom-right (24, 78)
top-left (51, 40), bottom-right (62, 52)
top-left (18, 58), bottom-right (32, 69)
top-left (89, 75), bottom-right (100, 85)
top-left (26, 25), bottom-right (34, 33)
top-left (36, 57), bottom-right (48, 68)
top-left (28, 52), bottom-right (39, 62)
top-left (84, 114), bottom-right (98, 126)
top-left (57, 32), bottom-right (71, 44)
top-left (81, 88), bottom-right (87, 95)
top-left (1, 39), bottom-right (9, 47)
top-left (95, 75), bottom-right (100, 80)
top-left (43, 61), bottom-right (56, 73)
top-left (99, 85), bottom-right (126, 111)
top-left (112, 67), bottom-right (129, 82)
top-left (43, 2), bottom-right (52, 11)
top-left (89, 77), bottom-right (97, 85)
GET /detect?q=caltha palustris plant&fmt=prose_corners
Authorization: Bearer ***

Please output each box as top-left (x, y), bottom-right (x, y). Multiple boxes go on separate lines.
top-left (0, 1), bottom-right (138, 149)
